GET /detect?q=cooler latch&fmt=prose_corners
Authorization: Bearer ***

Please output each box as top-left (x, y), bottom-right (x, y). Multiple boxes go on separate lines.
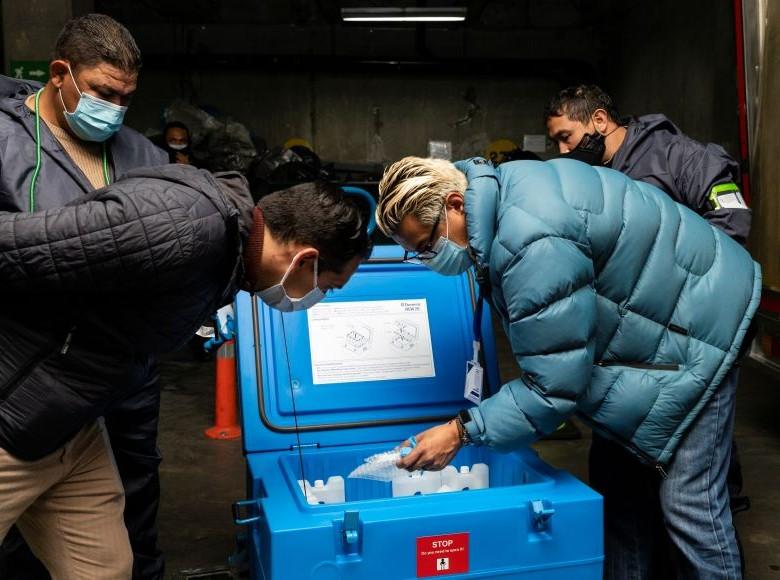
top-left (344, 511), bottom-right (360, 545)
top-left (338, 510), bottom-right (362, 556)
top-left (529, 499), bottom-right (555, 532)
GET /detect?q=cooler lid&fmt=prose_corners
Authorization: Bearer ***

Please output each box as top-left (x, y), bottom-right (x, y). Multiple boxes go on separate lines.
top-left (236, 245), bottom-right (500, 454)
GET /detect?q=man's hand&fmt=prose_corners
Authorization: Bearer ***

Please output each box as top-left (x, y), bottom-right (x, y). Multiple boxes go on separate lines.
top-left (174, 151), bottom-right (191, 165)
top-left (397, 421), bottom-right (462, 471)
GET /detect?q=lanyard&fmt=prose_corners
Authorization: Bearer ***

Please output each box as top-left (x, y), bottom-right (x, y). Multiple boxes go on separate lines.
top-left (472, 287), bottom-right (484, 345)
top-left (465, 268), bottom-right (490, 404)
top-left (472, 264), bottom-right (492, 351)
top-left (29, 88), bottom-right (110, 211)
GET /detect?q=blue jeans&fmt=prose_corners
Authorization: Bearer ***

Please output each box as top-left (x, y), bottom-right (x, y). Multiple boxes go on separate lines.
top-left (590, 367), bottom-right (742, 579)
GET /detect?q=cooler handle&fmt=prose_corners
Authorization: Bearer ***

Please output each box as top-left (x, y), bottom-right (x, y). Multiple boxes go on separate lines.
top-left (232, 499), bottom-right (262, 526)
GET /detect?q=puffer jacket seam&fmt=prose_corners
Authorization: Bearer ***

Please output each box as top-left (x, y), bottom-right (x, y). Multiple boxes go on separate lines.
top-left (589, 372), bottom-right (623, 417)
top-left (496, 232), bottom-right (591, 266)
top-left (595, 173), bottom-right (630, 270)
top-left (671, 203), bottom-right (717, 274)
top-left (123, 186), bottom-right (163, 281)
top-left (507, 383), bottom-right (544, 438)
top-left (71, 199), bottom-right (97, 287)
top-left (622, 194), bottom-right (665, 311)
top-left (596, 295), bottom-right (625, 356)
top-left (507, 279), bottom-right (592, 328)
top-left (101, 198), bottom-right (129, 285)
top-left (161, 187), bottom-right (191, 265)
top-left (498, 237), bottom-right (592, 326)
top-left (42, 211), bottom-right (66, 288)
top-left (625, 378), bottom-right (665, 442)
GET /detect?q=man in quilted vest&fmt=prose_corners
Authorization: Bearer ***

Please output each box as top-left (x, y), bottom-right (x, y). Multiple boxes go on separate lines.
top-left (376, 156), bottom-right (760, 579)
top-left (0, 165), bottom-right (371, 579)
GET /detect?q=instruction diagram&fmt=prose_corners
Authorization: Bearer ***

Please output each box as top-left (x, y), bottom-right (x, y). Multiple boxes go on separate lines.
top-left (344, 323), bottom-right (372, 352)
top-left (307, 299), bottom-right (436, 385)
top-left (390, 319), bottom-right (418, 351)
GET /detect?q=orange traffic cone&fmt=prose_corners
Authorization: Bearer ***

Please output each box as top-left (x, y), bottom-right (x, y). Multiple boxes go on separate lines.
top-left (204, 340), bottom-right (242, 440)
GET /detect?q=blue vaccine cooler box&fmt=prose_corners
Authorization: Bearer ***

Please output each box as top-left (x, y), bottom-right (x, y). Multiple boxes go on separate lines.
top-left (232, 246), bottom-right (603, 580)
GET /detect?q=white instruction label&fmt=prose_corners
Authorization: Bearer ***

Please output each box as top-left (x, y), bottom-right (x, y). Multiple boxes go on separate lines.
top-left (307, 299), bottom-right (436, 385)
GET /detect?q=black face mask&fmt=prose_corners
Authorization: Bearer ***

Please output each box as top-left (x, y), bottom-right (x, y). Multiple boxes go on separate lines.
top-left (559, 131), bottom-right (606, 166)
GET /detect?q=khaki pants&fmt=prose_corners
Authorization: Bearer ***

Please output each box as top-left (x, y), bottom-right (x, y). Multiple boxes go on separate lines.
top-left (0, 420), bottom-right (132, 579)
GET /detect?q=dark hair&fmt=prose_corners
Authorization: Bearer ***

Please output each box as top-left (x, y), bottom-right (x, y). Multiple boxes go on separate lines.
top-left (259, 181), bottom-right (373, 273)
top-left (544, 84), bottom-right (620, 124)
top-left (53, 14), bottom-right (142, 73)
top-left (164, 121), bottom-right (190, 139)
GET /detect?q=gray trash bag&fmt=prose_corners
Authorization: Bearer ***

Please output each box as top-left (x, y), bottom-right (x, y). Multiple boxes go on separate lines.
top-left (202, 119), bottom-right (257, 173)
top-left (163, 100), bottom-right (257, 173)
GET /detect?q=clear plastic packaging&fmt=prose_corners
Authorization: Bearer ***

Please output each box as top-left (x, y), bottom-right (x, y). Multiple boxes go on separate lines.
top-left (347, 448), bottom-right (410, 482)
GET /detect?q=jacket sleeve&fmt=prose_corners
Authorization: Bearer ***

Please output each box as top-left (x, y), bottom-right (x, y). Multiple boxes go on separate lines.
top-left (0, 189), bottom-right (196, 294)
top-left (464, 235), bottom-right (597, 451)
top-left (669, 137), bottom-right (751, 244)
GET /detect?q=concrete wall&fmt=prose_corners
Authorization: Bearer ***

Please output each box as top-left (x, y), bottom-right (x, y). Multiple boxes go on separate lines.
top-left (125, 68), bottom-right (559, 163)
top-left (601, 0), bottom-right (739, 157)
top-left (2, 0), bottom-right (94, 72)
top-left (2, 0), bottom-right (740, 165)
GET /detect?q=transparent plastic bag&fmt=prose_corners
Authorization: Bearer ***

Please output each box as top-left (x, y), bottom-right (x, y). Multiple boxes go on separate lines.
top-left (348, 444), bottom-right (414, 482)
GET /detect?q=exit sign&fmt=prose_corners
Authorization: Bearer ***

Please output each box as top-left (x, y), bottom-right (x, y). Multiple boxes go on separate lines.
top-left (9, 60), bottom-right (49, 82)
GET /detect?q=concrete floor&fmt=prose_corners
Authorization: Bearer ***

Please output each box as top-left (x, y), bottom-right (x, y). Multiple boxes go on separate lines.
top-left (156, 332), bottom-right (780, 579)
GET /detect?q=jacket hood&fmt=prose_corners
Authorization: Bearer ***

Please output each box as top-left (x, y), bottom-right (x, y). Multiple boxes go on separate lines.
top-left (0, 75), bottom-right (40, 117)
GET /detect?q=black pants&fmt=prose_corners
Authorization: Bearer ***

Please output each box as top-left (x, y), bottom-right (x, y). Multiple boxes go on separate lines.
top-left (0, 376), bottom-right (164, 580)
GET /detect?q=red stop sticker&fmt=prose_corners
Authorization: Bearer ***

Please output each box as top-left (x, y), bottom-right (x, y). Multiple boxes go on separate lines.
top-left (416, 532), bottom-right (469, 577)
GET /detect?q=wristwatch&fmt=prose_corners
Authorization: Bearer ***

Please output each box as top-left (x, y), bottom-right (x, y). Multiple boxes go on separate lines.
top-left (455, 409), bottom-right (473, 446)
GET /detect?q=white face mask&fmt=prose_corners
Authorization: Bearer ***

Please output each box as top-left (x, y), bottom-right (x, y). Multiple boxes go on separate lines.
top-left (167, 142), bottom-right (188, 151)
top-left (256, 251), bottom-right (325, 312)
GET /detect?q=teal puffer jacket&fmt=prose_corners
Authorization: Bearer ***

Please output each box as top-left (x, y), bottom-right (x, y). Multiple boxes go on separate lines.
top-left (459, 158), bottom-right (761, 467)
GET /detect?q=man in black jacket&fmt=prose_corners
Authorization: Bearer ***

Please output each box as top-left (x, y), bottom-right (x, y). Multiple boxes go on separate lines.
top-left (0, 163), bottom-right (371, 579)
top-left (545, 84), bottom-right (751, 579)
top-left (0, 14), bottom-right (171, 579)
top-left (545, 85), bottom-right (750, 244)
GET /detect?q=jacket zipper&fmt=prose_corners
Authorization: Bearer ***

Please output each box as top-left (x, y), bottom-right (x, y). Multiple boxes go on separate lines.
top-left (60, 326), bottom-right (76, 355)
top-left (577, 414), bottom-right (670, 479)
top-left (591, 362), bottom-right (678, 477)
top-left (596, 361), bottom-right (680, 371)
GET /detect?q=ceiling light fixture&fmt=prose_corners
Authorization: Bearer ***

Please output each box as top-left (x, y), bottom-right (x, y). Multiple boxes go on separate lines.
top-left (341, 7), bottom-right (467, 23)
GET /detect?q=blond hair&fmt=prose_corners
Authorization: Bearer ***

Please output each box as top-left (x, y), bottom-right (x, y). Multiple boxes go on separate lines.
top-left (376, 157), bottom-right (467, 236)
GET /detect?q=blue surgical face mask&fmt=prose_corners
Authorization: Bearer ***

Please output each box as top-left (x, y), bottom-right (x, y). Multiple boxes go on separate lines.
top-left (256, 251), bottom-right (326, 312)
top-left (425, 210), bottom-right (473, 276)
top-left (59, 65), bottom-right (127, 142)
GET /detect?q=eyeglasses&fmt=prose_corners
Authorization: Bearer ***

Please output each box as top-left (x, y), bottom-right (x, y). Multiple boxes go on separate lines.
top-left (402, 203), bottom-right (444, 264)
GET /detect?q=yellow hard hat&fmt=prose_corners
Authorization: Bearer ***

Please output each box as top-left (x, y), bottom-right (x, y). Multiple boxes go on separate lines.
top-left (485, 139), bottom-right (518, 164)
top-left (283, 137), bottom-right (314, 151)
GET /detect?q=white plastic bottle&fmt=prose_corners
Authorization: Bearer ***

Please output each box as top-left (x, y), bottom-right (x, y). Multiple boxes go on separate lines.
top-left (298, 476), bottom-right (345, 505)
top-left (392, 470), bottom-right (441, 497)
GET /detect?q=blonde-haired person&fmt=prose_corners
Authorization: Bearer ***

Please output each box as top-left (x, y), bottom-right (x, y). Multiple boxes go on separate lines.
top-left (377, 155), bottom-right (760, 579)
